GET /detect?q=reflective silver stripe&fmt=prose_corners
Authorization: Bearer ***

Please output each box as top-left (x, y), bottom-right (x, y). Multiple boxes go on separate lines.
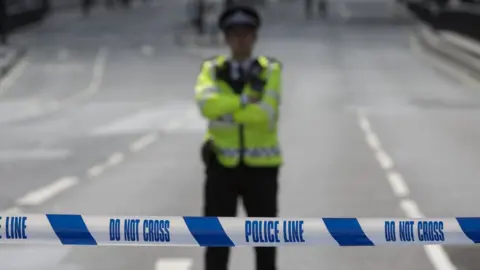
top-left (209, 121), bottom-right (237, 128)
top-left (197, 99), bottom-right (206, 110)
top-left (259, 102), bottom-right (275, 119)
top-left (209, 114), bottom-right (236, 128)
top-left (217, 147), bottom-right (280, 158)
top-left (266, 61), bottom-right (274, 78)
top-left (217, 148), bottom-right (240, 157)
top-left (259, 102), bottom-right (276, 130)
top-left (244, 147), bottom-right (280, 157)
top-left (219, 114), bottom-right (233, 121)
top-left (201, 86), bottom-right (219, 95)
top-left (264, 89), bottom-right (280, 103)
top-left (206, 60), bottom-right (217, 81)
top-left (196, 60), bottom-right (218, 111)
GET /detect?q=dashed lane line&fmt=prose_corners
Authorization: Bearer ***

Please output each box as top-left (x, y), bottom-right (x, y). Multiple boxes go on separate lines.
top-left (130, 133), bottom-right (158, 152)
top-left (88, 164), bottom-right (106, 178)
top-left (387, 171), bottom-right (410, 198)
top-left (155, 258), bottom-right (193, 270)
top-left (5, 130), bottom-right (163, 209)
top-left (16, 176), bottom-right (79, 206)
top-left (88, 151), bottom-right (127, 179)
top-left (375, 151), bottom-right (394, 170)
top-left (107, 152), bottom-right (125, 167)
top-left (365, 133), bottom-right (382, 151)
top-left (400, 199), bottom-right (458, 270)
top-left (356, 110), bottom-right (456, 270)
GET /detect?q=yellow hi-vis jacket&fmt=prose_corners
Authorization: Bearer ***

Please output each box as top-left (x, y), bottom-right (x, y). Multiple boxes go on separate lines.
top-left (195, 55), bottom-right (282, 167)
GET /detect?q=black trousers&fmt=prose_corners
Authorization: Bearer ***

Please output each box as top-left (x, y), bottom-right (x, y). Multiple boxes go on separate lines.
top-left (203, 148), bottom-right (279, 270)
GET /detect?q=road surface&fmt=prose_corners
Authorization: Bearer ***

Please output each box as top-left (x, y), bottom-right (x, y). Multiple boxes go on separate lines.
top-left (0, 0), bottom-right (479, 270)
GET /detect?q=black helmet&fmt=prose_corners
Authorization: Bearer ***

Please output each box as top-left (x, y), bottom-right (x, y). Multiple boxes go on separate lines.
top-left (218, 5), bottom-right (261, 32)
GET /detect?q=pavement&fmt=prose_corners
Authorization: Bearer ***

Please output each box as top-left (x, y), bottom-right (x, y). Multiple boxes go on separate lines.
top-left (0, 0), bottom-right (480, 270)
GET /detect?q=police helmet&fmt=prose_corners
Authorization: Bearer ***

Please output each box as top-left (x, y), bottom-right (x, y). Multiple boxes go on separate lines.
top-left (218, 5), bottom-right (261, 32)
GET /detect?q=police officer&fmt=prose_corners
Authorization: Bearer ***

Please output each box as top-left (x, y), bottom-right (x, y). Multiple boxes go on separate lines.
top-left (194, 5), bottom-right (282, 270)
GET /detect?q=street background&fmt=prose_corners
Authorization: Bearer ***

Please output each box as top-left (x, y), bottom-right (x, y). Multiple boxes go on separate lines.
top-left (0, 0), bottom-right (480, 270)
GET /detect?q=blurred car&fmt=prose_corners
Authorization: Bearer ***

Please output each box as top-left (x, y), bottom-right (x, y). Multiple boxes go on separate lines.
top-left (3, 0), bottom-right (48, 32)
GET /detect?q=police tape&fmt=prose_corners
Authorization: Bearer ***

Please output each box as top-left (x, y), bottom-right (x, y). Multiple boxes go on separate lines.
top-left (0, 214), bottom-right (480, 246)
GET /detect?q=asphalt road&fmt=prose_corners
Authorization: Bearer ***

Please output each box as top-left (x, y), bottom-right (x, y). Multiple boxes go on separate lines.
top-left (0, 0), bottom-right (480, 270)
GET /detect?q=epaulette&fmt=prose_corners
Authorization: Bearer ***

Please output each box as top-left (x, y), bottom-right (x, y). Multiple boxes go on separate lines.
top-left (201, 55), bottom-right (219, 68)
top-left (264, 56), bottom-right (283, 69)
top-left (203, 55), bottom-right (219, 62)
top-left (201, 55), bottom-right (228, 68)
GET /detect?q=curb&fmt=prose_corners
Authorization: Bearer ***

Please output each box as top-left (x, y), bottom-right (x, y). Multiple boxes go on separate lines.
top-left (415, 25), bottom-right (480, 82)
top-left (439, 31), bottom-right (480, 59)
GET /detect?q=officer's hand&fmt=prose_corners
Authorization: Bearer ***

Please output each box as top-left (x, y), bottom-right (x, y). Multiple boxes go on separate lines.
top-left (246, 63), bottom-right (266, 93)
top-left (249, 96), bottom-right (261, 103)
top-left (249, 76), bottom-right (266, 93)
top-left (241, 94), bottom-right (260, 106)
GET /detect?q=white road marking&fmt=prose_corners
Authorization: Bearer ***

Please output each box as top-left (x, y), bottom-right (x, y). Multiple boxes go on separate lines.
top-left (16, 177), bottom-right (78, 206)
top-left (88, 164), bottom-right (105, 178)
top-left (401, 199), bottom-right (457, 270)
top-left (358, 113), bottom-right (371, 132)
top-left (0, 149), bottom-right (71, 161)
top-left (155, 258), bottom-right (193, 270)
top-left (107, 152), bottom-right (124, 166)
top-left (375, 151), bottom-right (393, 170)
top-left (163, 107), bottom-right (206, 133)
top-left (130, 133), bottom-right (158, 152)
top-left (365, 133), bottom-right (381, 151)
top-left (71, 47), bottom-right (108, 100)
top-left (400, 199), bottom-right (423, 218)
top-left (164, 119), bottom-right (184, 132)
top-left (92, 105), bottom-right (188, 135)
top-left (0, 59), bottom-right (29, 96)
top-left (387, 171), bottom-right (410, 197)
top-left (424, 241), bottom-right (459, 270)
top-left (141, 45), bottom-right (155, 56)
top-left (356, 110), bottom-right (456, 270)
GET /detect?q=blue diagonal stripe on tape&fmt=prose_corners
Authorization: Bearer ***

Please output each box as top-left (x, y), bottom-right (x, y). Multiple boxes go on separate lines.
top-left (323, 218), bottom-right (374, 246)
top-left (183, 217), bottom-right (234, 247)
top-left (46, 214), bottom-right (97, 245)
top-left (457, 218), bottom-right (480, 243)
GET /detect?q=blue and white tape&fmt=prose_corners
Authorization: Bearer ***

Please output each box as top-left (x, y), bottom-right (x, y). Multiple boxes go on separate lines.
top-left (0, 214), bottom-right (480, 246)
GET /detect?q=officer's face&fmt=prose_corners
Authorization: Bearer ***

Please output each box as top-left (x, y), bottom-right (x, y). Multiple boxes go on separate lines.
top-left (225, 26), bottom-right (257, 54)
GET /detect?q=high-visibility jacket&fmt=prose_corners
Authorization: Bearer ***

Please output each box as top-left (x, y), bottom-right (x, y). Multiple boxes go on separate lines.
top-left (195, 55), bottom-right (282, 167)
